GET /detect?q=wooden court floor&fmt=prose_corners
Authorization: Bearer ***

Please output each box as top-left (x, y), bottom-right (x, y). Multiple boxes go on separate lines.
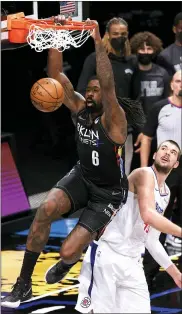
top-left (1, 219), bottom-right (182, 314)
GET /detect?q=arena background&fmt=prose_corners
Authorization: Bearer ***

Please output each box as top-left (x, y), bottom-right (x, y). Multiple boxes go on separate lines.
top-left (1, 1), bottom-right (182, 314)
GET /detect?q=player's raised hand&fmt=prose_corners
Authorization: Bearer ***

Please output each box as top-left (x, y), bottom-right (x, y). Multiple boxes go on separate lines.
top-left (53, 15), bottom-right (72, 25)
top-left (85, 19), bottom-right (101, 42)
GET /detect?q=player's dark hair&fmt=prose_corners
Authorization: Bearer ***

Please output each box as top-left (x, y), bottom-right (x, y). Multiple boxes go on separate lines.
top-left (157, 140), bottom-right (181, 161)
top-left (88, 76), bottom-right (99, 84)
top-left (117, 97), bottom-right (146, 130)
top-left (173, 12), bottom-right (182, 26)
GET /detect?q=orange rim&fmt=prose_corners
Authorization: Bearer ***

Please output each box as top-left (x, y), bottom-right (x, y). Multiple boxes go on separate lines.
top-left (8, 17), bottom-right (96, 31)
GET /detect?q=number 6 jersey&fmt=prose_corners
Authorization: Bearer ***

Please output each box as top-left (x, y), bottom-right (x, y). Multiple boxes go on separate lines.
top-left (76, 108), bottom-right (127, 189)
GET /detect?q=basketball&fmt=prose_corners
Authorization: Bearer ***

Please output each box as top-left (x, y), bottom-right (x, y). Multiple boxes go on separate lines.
top-left (30, 78), bottom-right (64, 112)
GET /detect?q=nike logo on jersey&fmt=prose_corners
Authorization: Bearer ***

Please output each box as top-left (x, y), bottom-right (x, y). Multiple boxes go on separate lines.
top-left (79, 116), bottom-right (86, 121)
top-left (112, 191), bottom-right (121, 195)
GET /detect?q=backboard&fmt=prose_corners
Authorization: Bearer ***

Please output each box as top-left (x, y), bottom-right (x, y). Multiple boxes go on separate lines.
top-left (1, 1), bottom-right (38, 41)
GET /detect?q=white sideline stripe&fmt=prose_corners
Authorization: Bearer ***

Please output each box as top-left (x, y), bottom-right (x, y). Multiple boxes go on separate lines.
top-left (1, 284), bottom-right (79, 302)
top-left (31, 306), bottom-right (65, 313)
top-left (22, 284), bottom-right (79, 302)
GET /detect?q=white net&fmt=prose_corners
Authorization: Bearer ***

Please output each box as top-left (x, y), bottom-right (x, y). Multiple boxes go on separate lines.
top-left (27, 24), bottom-right (92, 52)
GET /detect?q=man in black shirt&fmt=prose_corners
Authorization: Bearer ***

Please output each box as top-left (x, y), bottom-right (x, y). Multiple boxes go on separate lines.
top-left (130, 31), bottom-right (170, 116)
top-left (157, 12), bottom-right (182, 76)
top-left (129, 31), bottom-right (170, 171)
top-left (2, 19), bottom-right (129, 308)
top-left (77, 17), bottom-right (135, 99)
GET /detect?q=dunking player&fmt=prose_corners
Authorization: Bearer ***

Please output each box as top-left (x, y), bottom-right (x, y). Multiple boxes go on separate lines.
top-left (76, 140), bottom-right (182, 313)
top-left (2, 19), bottom-right (132, 308)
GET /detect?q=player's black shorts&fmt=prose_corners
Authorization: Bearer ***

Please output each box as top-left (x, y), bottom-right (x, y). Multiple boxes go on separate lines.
top-left (54, 162), bottom-right (128, 234)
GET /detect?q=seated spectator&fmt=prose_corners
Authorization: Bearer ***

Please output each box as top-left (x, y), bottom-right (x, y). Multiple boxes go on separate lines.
top-left (157, 12), bottom-right (182, 76)
top-left (77, 17), bottom-right (135, 99)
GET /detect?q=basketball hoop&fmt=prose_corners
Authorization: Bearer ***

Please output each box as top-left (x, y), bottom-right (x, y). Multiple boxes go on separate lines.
top-left (7, 13), bottom-right (96, 52)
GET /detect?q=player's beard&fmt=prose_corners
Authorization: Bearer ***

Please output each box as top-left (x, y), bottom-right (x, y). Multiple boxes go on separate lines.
top-left (86, 99), bottom-right (103, 114)
top-left (153, 160), bottom-right (171, 174)
top-left (82, 100), bottom-right (103, 128)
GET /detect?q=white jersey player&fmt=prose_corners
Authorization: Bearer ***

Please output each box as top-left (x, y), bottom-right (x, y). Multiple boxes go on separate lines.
top-left (75, 140), bottom-right (182, 313)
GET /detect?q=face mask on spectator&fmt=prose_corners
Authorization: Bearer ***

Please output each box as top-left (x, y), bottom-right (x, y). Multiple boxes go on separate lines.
top-left (110, 36), bottom-right (127, 51)
top-left (176, 31), bottom-right (182, 44)
top-left (137, 53), bottom-right (154, 65)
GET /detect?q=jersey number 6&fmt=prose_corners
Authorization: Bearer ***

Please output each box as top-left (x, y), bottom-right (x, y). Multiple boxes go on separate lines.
top-left (92, 150), bottom-right (99, 166)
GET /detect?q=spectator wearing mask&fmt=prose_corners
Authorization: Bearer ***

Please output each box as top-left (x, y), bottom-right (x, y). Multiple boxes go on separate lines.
top-left (77, 17), bottom-right (135, 99)
top-left (129, 32), bottom-right (171, 171)
top-left (157, 12), bottom-right (182, 76)
top-left (140, 70), bottom-right (182, 290)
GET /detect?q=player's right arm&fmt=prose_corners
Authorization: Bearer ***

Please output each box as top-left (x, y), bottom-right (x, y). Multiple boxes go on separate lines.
top-left (130, 168), bottom-right (182, 237)
top-left (145, 227), bottom-right (182, 288)
top-left (47, 48), bottom-right (85, 113)
top-left (87, 20), bottom-right (127, 145)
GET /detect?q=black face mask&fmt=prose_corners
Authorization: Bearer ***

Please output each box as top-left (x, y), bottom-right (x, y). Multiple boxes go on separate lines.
top-left (176, 31), bottom-right (182, 44)
top-left (110, 36), bottom-right (127, 51)
top-left (137, 53), bottom-right (154, 65)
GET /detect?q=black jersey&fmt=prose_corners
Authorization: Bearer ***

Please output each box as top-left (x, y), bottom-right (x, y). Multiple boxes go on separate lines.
top-left (76, 109), bottom-right (127, 189)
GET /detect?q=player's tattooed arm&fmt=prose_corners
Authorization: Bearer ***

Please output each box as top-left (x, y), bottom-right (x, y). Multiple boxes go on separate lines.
top-left (90, 20), bottom-right (127, 144)
top-left (47, 48), bottom-right (85, 113)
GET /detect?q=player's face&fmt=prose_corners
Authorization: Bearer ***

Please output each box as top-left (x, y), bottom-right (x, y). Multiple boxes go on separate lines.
top-left (170, 70), bottom-right (182, 97)
top-left (85, 80), bottom-right (103, 113)
top-left (153, 142), bottom-right (180, 174)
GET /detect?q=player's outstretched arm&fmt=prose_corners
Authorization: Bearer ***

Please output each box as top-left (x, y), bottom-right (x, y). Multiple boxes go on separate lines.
top-left (145, 228), bottom-right (182, 289)
top-left (86, 19), bottom-right (127, 144)
top-left (131, 168), bottom-right (182, 238)
top-left (47, 48), bottom-right (85, 113)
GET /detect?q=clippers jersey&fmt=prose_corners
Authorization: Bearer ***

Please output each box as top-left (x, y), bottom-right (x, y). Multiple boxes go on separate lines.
top-left (100, 167), bottom-right (170, 256)
top-left (76, 109), bottom-right (127, 188)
